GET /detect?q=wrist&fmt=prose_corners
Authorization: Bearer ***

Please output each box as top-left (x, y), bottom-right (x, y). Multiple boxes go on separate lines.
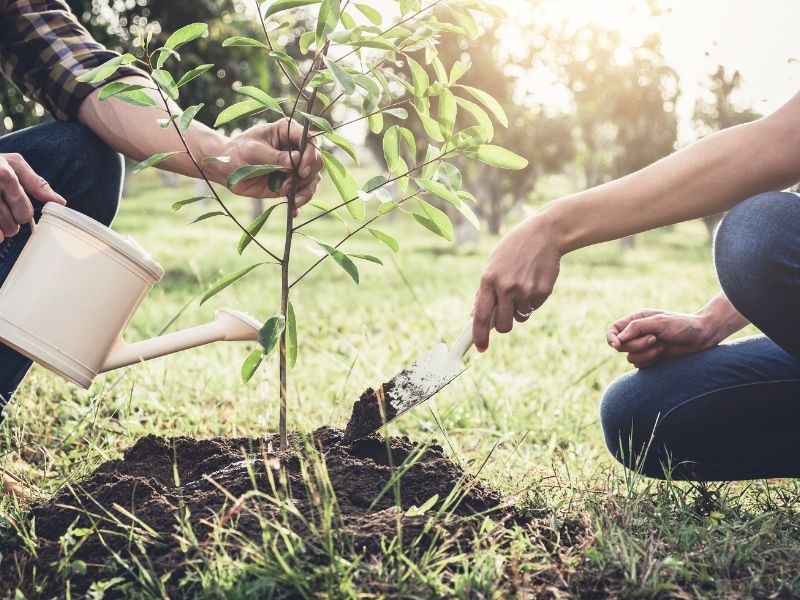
top-left (535, 198), bottom-right (585, 255)
top-left (188, 126), bottom-right (231, 185)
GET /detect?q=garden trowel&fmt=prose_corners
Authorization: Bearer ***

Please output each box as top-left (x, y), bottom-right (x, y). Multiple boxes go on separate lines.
top-left (351, 319), bottom-right (477, 438)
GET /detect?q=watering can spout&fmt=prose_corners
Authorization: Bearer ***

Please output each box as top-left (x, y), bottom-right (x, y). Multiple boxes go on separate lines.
top-left (100, 308), bottom-right (261, 373)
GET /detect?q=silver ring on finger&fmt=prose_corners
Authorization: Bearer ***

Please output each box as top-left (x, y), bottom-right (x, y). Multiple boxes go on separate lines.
top-left (515, 308), bottom-right (534, 318)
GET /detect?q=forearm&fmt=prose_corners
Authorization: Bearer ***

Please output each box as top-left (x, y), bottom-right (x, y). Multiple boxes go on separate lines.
top-left (76, 75), bottom-right (230, 184)
top-left (695, 292), bottom-right (750, 344)
top-left (541, 93), bottom-right (800, 253)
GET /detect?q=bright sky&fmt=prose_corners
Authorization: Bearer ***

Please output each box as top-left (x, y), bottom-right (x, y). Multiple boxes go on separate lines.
top-left (504, 0), bottom-right (800, 143)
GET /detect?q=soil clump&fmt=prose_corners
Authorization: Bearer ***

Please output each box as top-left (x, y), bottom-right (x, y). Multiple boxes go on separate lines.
top-left (1, 426), bottom-right (517, 596)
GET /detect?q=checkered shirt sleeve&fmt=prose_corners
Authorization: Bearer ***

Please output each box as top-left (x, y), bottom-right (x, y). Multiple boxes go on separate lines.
top-left (0, 0), bottom-right (147, 121)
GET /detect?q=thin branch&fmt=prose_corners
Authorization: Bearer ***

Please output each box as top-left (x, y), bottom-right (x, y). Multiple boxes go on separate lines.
top-left (146, 62), bottom-right (283, 263)
top-left (289, 191), bottom-right (420, 289)
top-left (334, 0), bottom-right (445, 65)
top-left (255, 0), bottom-right (309, 100)
top-left (294, 149), bottom-right (451, 230)
top-left (308, 98), bottom-right (413, 140)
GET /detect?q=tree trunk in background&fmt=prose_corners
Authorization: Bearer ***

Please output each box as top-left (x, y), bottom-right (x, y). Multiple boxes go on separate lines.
top-left (122, 158), bottom-right (135, 198)
top-left (702, 212), bottom-right (725, 243)
top-left (620, 235), bottom-right (636, 249)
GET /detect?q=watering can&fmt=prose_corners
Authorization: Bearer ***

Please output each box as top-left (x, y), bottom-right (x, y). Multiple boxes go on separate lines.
top-left (0, 203), bottom-right (261, 389)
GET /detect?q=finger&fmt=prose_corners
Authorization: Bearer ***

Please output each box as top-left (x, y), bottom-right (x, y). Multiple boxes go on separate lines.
top-left (0, 175), bottom-right (33, 226)
top-left (494, 293), bottom-right (515, 334)
top-left (513, 300), bottom-right (532, 323)
top-left (0, 197), bottom-right (20, 237)
top-left (7, 154), bottom-right (65, 206)
top-left (628, 343), bottom-right (665, 368)
top-left (608, 309), bottom-right (662, 341)
top-left (295, 176), bottom-right (320, 208)
top-left (617, 316), bottom-right (666, 344)
top-left (472, 281), bottom-right (497, 352)
top-left (617, 335), bottom-right (658, 354)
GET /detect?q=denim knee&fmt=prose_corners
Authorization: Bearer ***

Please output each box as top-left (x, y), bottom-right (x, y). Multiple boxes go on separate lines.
top-left (714, 191), bottom-right (800, 356)
top-left (54, 123), bottom-right (123, 226)
top-left (600, 372), bottom-right (667, 478)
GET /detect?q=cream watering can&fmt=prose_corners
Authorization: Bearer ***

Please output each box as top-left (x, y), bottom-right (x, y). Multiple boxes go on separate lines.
top-left (0, 203), bottom-right (261, 389)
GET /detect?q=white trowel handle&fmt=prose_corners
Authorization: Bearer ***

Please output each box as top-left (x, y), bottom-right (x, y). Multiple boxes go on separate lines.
top-left (446, 309), bottom-right (496, 362)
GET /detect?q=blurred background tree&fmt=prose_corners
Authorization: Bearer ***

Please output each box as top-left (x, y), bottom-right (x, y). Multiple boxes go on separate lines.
top-left (693, 64), bottom-right (761, 239)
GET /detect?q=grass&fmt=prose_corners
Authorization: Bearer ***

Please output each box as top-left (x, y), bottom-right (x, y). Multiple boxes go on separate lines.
top-left (2, 169), bottom-right (799, 598)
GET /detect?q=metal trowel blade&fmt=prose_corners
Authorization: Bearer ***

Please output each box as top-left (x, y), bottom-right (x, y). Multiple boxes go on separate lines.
top-left (379, 342), bottom-right (467, 427)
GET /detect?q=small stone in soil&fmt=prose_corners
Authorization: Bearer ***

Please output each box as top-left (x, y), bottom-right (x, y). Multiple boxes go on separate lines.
top-left (343, 382), bottom-right (398, 442)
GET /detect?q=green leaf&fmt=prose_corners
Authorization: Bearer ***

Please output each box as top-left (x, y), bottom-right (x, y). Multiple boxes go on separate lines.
top-left (472, 145), bottom-right (528, 170)
top-left (299, 31), bottom-right (316, 54)
top-left (318, 242), bottom-right (359, 283)
top-left (178, 103), bottom-right (203, 132)
top-left (190, 211), bottom-right (226, 224)
top-left (437, 87), bottom-right (457, 140)
top-left (132, 151), bottom-right (179, 174)
top-left (269, 51), bottom-right (301, 78)
top-left (355, 3), bottom-right (381, 24)
top-left (406, 493), bottom-right (438, 517)
top-left (151, 69), bottom-right (178, 100)
top-left (431, 55), bottom-right (448, 84)
top-left (350, 253), bottom-right (383, 265)
top-left (437, 161), bottom-right (462, 191)
top-left (316, 0), bottom-right (340, 46)
top-left (455, 200), bottom-right (480, 230)
top-left (259, 315), bottom-right (286, 354)
top-left (399, 0), bottom-right (420, 15)
top-left (320, 149), bottom-right (363, 220)
top-left (176, 64), bottom-right (214, 87)
top-left (171, 196), bottom-right (209, 211)
top-left (368, 228), bottom-right (399, 252)
top-left (456, 85), bottom-right (508, 127)
top-left (98, 81), bottom-right (144, 100)
top-left (382, 125), bottom-right (400, 171)
top-left (398, 127), bottom-right (416, 161)
top-left (323, 56), bottom-right (356, 94)
top-left (416, 178), bottom-right (459, 206)
top-left (450, 61), bottom-right (469, 84)
top-left (99, 82), bottom-right (156, 107)
top-left (367, 111), bottom-right (384, 134)
top-left (163, 22), bottom-right (208, 53)
top-left (227, 164), bottom-right (285, 188)
top-left (76, 54), bottom-right (133, 83)
top-left (237, 86), bottom-right (283, 113)
top-left (414, 198), bottom-right (453, 241)
top-left (214, 99), bottom-right (270, 127)
top-left (413, 106), bottom-right (443, 142)
top-left (264, 0), bottom-right (322, 18)
top-left (201, 263), bottom-right (262, 305)
top-left (323, 132), bottom-right (359, 164)
top-left (241, 349), bottom-right (263, 383)
top-left (456, 96), bottom-right (494, 141)
top-left (238, 203), bottom-right (281, 254)
top-left (286, 302), bottom-right (298, 368)
top-left (301, 112), bottom-right (334, 134)
top-left (222, 36), bottom-right (268, 48)
top-left (407, 57), bottom-right (429, 97)
top-left (378, 201), bottom-right (398, 215)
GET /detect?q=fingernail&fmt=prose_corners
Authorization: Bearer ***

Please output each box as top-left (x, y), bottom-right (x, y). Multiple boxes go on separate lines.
top-left (648, 336), bottom-right (656, 344)
top-left (301, 165), bottom-right (311, 178)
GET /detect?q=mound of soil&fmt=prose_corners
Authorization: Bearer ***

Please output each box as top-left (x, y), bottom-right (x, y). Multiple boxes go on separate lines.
top-left (343, 384), bottom-right (397, 441)
top-left (1, 427), bottom-right (516, 596)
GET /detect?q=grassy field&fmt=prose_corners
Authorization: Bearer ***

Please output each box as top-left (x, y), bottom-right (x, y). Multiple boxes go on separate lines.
top-left (2, 170), bottom-right (799, 598)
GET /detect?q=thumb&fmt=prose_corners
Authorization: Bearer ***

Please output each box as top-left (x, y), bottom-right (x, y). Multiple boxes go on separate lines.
top-left (617, 315), bottom-right (667, 343)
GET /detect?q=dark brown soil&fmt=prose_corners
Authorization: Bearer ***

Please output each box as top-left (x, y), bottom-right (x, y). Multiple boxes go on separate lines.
top-left (1, 427), bottom-right (516, 597)
top-left (343, 383), bottom-right (397, 441)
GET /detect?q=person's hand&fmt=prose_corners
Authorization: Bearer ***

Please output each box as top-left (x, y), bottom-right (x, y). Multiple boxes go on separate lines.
top-left (473, 215), bottom-right (562, 352)
top-left (220, 119), bottom-right (322, 211)
top-left (0, 153), bottom-right (66, 241)
top-left (606, 309), bottom-right (722, 368)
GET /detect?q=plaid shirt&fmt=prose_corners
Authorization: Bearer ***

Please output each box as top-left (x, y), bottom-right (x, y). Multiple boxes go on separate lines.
top-left (0, 0), bottom-right (144, 121)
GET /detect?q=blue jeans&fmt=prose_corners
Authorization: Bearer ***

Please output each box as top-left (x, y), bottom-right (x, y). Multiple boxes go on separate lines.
top-left (601, 191), bottom-right (800, 481)
top-left (0, 122), bottom-right (122, 418)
